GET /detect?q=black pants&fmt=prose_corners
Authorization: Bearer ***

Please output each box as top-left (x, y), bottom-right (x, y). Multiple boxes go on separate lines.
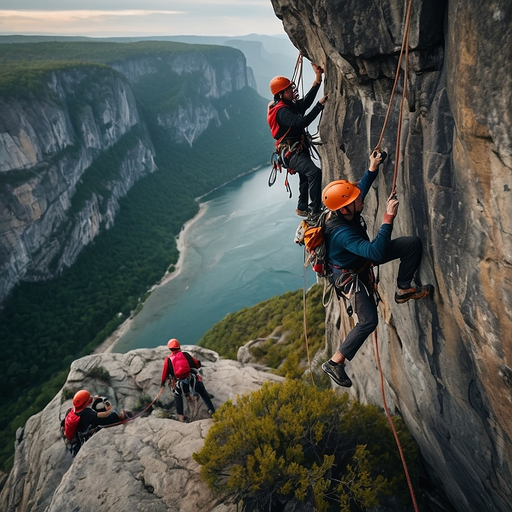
top-left (336, 236), bottom-right (423, 360)
top-left (174, 379), bottom-right (214, 415)
top-left (287, 150), bottom-right (322, 213)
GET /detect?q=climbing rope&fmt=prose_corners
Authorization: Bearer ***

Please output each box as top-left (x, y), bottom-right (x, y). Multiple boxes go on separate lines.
top-left (373, 330), bottom-right (419, 511)
top-left (96, 386), bottom-right (164, 429)
top-left (371, 0), bottom-right (419, 510)
top-left (302, 254), bottom-right (316, 387)
top-left (373, 0), bottom-right (414, 196)
top-left (296, 9), bottom-right (419, 507)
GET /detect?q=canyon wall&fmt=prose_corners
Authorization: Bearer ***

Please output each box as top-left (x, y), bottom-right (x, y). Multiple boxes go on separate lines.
top-left (0, 44), bottom-right (253, 304)
top-left (270, 0), bottom-right (512, 511)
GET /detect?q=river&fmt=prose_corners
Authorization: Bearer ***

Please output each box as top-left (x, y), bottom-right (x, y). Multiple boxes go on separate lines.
top-left (112, 166), bottom-right (316, 352)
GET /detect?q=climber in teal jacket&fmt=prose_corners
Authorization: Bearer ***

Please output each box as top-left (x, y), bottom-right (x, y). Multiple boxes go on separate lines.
top-left (321, 151), bottom-right (433, 388)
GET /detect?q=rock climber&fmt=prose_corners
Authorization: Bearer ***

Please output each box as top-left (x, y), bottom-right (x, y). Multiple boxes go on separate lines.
top-left (267, 62), bottom-right (328, 218)
top-left (321, 151), bottom-right (433, 388)
top-left (63, 389), bottom-right (128, 455)
top-left (160, 339), bottom-right (215, 422)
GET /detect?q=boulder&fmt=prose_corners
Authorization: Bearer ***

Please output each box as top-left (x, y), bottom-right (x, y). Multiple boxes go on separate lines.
top-left (0, 346), bottom-right (284, 512)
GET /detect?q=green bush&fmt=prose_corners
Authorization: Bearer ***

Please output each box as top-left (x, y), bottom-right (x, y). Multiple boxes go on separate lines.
top-left (194, 380), bottom-right (418, 512)
top-left (86, 366), bottom-right (111, 382)
top-left (199, 285), bottom-right (326, 381)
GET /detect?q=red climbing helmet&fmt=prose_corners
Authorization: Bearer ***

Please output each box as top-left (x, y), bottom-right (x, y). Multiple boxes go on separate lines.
top-left (322, 180), bottom-right (361, 210)
top-left (73, 390), bottom-right (92, 412)
top-left (167, 338), bottom-right (181, 351)
top-left (269, 76), bottom-right (292, 96)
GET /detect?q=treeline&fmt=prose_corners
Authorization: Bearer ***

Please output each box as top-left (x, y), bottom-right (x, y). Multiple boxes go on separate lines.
top-left (0, 40), bottom-right (242, 97)
top-left (198, 284), bottom-right (328, 383)
top-left (0, 40), bottom-right (232, 64)
top-left (0, 85), bottom-right (272, 471)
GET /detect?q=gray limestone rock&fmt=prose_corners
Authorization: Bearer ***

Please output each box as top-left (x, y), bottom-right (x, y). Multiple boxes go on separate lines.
top-left (0, 346), bottom-right (284, 512)
top-left (270, 1), bottom-right (512, 511)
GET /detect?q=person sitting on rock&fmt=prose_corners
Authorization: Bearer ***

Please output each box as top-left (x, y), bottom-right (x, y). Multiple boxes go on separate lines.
top-left (321, 151), bottom-right (433, 388)
top-left (63, 390), bottom-right (128, 456)
top-left (267, 62), bottom-right (328, 218)
top-left (160, 339), bottom-right (215, 422)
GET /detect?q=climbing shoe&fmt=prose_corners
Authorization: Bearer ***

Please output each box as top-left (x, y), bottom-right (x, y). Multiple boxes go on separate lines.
top-left (394, 284), bottom-right (432, 304)
top-left (295, 209), bottom-right (308, 217)
top-left (321, 361), bottom-right (353, 387)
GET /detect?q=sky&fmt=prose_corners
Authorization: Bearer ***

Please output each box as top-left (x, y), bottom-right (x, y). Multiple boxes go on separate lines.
top-left (0, 1), bottom-right (285, 38)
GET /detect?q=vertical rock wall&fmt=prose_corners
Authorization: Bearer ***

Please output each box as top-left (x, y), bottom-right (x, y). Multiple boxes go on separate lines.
top-left (270, 1), bottom-right (512, 511)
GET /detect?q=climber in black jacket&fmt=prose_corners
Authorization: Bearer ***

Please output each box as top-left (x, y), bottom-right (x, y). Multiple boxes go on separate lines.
top-left (267, 63), bottom-right (328, 217)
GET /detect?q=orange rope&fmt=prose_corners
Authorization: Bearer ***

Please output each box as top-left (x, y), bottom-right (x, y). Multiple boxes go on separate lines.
top-left (374, 0), bottom-right (414, 156)
top-left (373, 330), bottom-right (419, 512)
top-left (302, 249), bottom-right (316, 386)
top-left (372, 0), bottom-right (419, 510)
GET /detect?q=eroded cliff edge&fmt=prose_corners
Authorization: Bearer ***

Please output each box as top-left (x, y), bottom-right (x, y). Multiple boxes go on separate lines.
top-left (0, 43), bottom-right (253, 304)
top-left (0, 346), bottom-right (284, 512)
top-left (270, 1), bottom-right (511, 511)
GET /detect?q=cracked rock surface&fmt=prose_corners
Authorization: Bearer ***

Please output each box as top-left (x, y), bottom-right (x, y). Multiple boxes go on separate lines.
top-left (0, 346), bottom-right (284, 512)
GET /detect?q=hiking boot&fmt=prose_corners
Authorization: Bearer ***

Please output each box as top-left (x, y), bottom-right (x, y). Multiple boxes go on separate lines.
top-left (395, 284), bottom-right (433, 304)
top-left (207, 409), bottom-right (215, 417)
top-left (321, 361), bottom-right (353, 387)
top-left (296, 209), bottom-right (308, 217)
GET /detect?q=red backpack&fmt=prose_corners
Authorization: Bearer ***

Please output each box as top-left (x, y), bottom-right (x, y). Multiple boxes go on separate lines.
top-left (64, 409), bottom-right (82, 441)
top-left (170, 351), bottom-right (191, 380)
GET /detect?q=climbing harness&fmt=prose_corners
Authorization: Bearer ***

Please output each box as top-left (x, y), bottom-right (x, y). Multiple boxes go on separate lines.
top-left (267, 52), bottom-right (323, 198)
top-left (171, 368), bottom-right (200, 398)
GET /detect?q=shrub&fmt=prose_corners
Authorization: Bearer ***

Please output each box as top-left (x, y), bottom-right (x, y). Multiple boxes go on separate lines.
top-left (193, 380), bottom-right (417, 512)
top-left (86, 366), bottom-right (111, 382)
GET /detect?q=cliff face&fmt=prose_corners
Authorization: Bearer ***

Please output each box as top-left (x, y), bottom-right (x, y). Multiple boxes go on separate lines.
top-left (0, 45), bottom-right (253, 304)
top-left (270, 1), bottom-right (512, 511)
top-left (0, 346), bottom-right (284, 512)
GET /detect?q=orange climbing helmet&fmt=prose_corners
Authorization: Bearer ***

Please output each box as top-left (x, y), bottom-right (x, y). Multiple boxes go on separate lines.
top-left (167, 338), bottom-right (181, 351)
top-left (322, 180), bottom-right (361, 210)
top-left (73, 389), bottom-right (92, 412)
top-left (269, 76), bottom-right (292, 96)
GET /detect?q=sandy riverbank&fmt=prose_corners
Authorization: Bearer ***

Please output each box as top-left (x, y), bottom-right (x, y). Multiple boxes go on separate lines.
top-left (93, 202), bottom-right (209, 354)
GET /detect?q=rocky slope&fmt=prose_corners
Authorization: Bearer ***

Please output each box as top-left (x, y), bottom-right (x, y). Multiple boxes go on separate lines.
top-left (0, 44), bottom-right (254, 305)
top-left (0, 346), bottom-right (284, 512)
top-left (269, 0), bottom-right (512, 511)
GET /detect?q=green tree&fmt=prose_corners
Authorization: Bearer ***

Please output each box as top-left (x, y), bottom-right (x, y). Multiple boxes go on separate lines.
top-left (193, 380), bottom-right (418, 512)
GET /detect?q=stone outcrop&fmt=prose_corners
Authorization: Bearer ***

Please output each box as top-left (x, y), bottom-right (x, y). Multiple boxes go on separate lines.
top-left (0, 44), bottom-right (254, 305)
top-left (0, 346), bottom-right (284, 512)
top-left (270, 1), bottom-right (512, 511)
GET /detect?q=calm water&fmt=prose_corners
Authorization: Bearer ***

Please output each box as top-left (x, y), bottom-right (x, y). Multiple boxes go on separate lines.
top-left (113, 166), bottom-right (316, 352)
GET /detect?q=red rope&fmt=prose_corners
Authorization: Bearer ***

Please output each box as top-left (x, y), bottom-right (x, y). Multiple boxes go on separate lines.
top-left (372, 1), bottom-right (419, 510)
top-left (98, 387), bottom-right (164, 429)
top-left (373, 331), bottom-right (419, 512)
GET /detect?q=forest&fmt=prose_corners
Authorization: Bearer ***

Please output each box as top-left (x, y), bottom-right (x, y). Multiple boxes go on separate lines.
top-left (0, 41), bottom-right (272, 470)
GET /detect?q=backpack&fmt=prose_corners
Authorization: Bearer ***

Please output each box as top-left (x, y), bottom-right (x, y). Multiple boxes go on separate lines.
top-left (60, 408), bottom-right (93, 457)
top-left (295, 210), bottom-right (357, 312)
top-left (294, 210), bottom-right (331, 278)
top-left (170, 351), bottom-right (191, 380)
top-left (63, 408), bottom-right (82, 441)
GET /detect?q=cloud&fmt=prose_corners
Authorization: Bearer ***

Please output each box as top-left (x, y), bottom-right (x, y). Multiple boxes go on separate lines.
top-left (0, 10), bottom-right (184, 20)
top-left (0, 4), bottom-right (283, 37)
